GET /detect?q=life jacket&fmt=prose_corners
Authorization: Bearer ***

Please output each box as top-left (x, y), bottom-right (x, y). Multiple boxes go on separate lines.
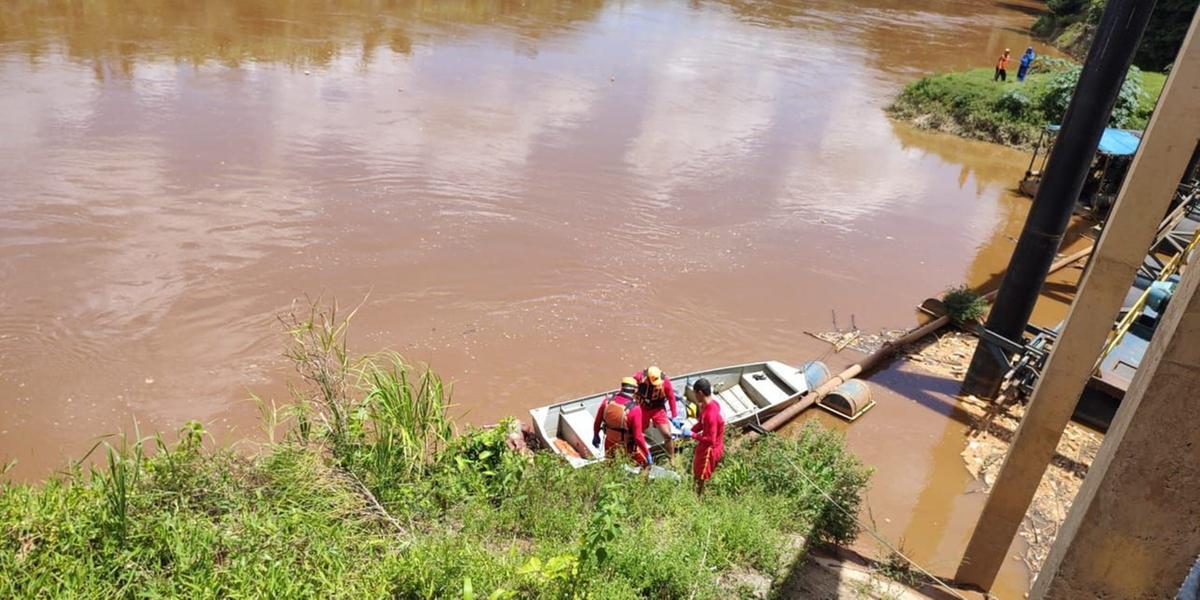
top-left (601, 392), bottom-right (635, 444)
top-left (997, 55), bottom-right (1010, 69)
top-left (636, 378), bottom-right (669, 410)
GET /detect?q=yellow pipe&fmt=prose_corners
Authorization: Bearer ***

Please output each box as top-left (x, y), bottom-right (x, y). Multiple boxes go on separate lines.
top-left (1096, 227), bottom-right (1200, 363)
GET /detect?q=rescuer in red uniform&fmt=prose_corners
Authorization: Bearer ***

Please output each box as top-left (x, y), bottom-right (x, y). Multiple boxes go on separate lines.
top-left (591, 377), bottom-right (651, 467)
top-left (684, 377), bottom-right (725, 495)
top-left (634, 366), bottom-right (682, 458)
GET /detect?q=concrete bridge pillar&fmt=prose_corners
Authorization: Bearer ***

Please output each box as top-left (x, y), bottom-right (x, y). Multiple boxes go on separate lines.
top-left (1031, 222), bottom-right (1200, 598)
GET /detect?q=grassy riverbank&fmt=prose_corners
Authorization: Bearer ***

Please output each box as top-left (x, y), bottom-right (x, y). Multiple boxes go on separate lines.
top-left (887, 62), bottom-right (1166, 149)
top-left (0, 304), bottom-right (872, 599)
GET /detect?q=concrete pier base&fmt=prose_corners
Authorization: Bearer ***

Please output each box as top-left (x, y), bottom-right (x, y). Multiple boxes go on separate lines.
top-left (1031, 237), bottom-right (1200, 598)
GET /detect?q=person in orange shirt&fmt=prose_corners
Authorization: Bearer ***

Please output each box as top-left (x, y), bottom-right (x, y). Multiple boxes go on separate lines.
top-left (994, 48), bottom-right (1011, 82)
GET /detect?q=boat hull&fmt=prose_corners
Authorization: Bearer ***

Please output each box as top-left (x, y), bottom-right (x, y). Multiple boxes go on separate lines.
top-left (528, 361), bottom-right (811, 468)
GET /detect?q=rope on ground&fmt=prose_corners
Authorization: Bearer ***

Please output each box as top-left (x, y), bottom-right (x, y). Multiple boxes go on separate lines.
top-left (780, 455), bottom-right (969, 600)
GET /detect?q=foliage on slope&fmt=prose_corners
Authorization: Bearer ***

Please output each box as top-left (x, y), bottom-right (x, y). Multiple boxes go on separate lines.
top-left (0, 302), bottom-right (872, 599)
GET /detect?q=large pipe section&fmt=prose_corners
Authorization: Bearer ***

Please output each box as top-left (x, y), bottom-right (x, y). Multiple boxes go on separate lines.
top-left (747, 245), bottom-right (1093, 438)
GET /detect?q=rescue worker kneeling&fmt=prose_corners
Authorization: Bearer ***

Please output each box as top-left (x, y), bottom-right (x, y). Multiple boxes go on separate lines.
top-left (591, 377), bottom-right (653, 467)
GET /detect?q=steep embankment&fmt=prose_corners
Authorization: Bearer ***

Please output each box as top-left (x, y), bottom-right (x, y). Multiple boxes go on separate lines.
top-left (0, 304), bottom-right (878, 599)
top-left (1032, 0), bottom-right (1198, 72)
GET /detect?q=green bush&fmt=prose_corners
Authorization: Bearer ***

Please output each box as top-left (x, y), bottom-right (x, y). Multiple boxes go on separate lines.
top-left (993, 89), bottom-right (1032, 118)
top-left (943, 286), bottom-right (987, 323)
top-left (710, 424), bottom-right (872, 547)
top-left (1040, 64), bottom-right (1143, 127)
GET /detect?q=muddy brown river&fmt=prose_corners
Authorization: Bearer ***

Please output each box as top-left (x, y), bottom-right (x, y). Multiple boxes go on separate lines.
top-left (2, 0), bottom-right (1073, 595)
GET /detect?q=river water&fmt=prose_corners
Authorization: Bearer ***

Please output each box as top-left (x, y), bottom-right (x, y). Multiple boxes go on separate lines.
top-left (3, 0), bottom-right (1067, 594)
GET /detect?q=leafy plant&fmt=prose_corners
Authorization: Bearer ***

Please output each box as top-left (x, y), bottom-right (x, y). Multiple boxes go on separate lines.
top-left (942, 286), bottom-right (987, 323)
top-left (1040, 64), bottom-right (1143, 127)
top-left (516, 554), bottom-right (579, 596)
top-left (579, 482), bottom-right (623, 569)
top-left (992, 89), bottom-right (1031, 118)
top-left (877, 539), bottom-right (922, 588)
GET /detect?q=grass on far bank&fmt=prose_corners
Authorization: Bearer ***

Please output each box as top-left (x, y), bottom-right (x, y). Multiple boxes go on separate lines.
top-left (888, 61), bottom-right (1166, 149)
top-left (0, 301), bottom-right (873, 599)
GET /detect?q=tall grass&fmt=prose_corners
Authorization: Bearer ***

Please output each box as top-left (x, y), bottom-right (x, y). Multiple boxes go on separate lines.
top-left (95, 440), bottom-right (143, 546)
top-left (280, 297), bottom-right (358, 448)
top-left (351, 351), bottom-right (455, 489)
top-left (280, 299), bottom-right (456, 500)
top-left (0, 298), bottom-right (875, 599)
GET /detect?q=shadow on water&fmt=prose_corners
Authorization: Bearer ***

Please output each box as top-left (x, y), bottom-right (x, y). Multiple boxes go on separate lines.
top-left (994, 1), bottom-right (1048, 18)
top-left (1001, 25), bottom-right (1040, 36)
top-left (870, 356), bottom-right (1094, 475)
top-left (869, 360), bottom-right (961, 415)
top-left (968, 212), bottom-right (1097, 299)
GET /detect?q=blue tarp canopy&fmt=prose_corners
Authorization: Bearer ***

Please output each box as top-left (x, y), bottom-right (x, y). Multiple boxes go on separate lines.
top-left (1046, 125), bottom-right (1142, 156)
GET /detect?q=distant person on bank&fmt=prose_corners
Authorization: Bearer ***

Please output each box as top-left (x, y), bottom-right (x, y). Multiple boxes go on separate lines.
top-left (682, 377), bottom-right (725, 495)
top-left (994, 48), bottom-right (1011, 82)
top-left (1017, 46), bottom-right (1036, 82)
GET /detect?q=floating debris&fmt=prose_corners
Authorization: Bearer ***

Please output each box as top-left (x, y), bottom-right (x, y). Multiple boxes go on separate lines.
top-left (807, 328), bottom-right (909, 355)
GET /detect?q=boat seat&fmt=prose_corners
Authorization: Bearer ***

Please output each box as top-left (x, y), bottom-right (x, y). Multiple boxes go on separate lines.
top-left (718, 388), bottom-right (750, 416)
top-left (715, 396), bottom-right (740, 418)
top-left (729, 386), bottom-right (755, 413)
top-left (557, 405), bottom-right (599, 459)
top-left (766, 361), bottom-right (808, 395)
top-left (740, 370), bottom-right (791, 407)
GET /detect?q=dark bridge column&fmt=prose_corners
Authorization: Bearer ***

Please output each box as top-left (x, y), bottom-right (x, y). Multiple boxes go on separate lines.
top-left (960, 0), bottom-right (1157, 400)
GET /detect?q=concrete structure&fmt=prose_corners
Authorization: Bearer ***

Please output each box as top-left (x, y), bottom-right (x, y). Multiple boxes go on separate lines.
top-left (955, 9), bottom-right (1200, 591)
top-left (1031, 230), bottom-right (1200, 598)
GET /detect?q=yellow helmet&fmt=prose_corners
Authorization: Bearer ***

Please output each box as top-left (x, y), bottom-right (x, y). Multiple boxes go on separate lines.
top-left (645, 366), bottom-right (663, 385)
top-left (620, 376), bottom-right (637, 388)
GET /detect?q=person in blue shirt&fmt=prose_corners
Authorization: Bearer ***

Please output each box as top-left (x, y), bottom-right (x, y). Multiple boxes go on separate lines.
top-left (1017, 47), bottom-right (1036, 82)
